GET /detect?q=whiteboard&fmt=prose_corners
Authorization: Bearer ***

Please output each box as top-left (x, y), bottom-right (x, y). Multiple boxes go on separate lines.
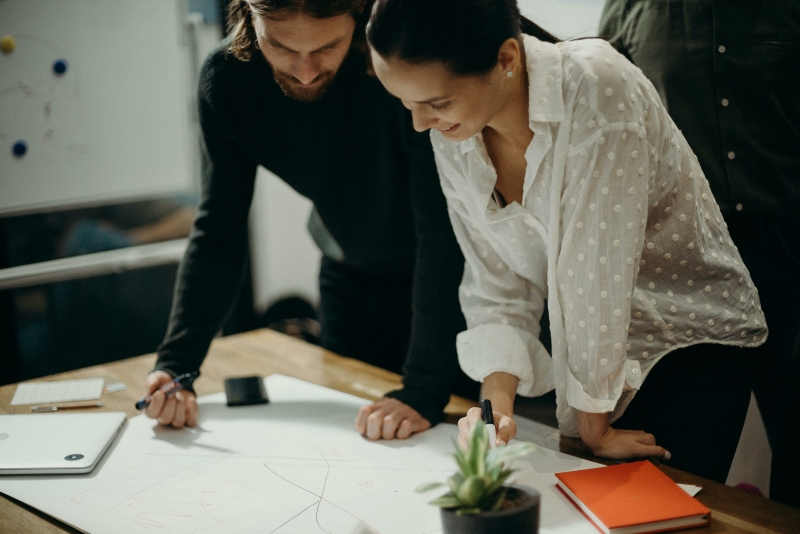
top-left (0, 375), bottom-right (603, 533)
top-left (0, 0), bottom-right (195, 216)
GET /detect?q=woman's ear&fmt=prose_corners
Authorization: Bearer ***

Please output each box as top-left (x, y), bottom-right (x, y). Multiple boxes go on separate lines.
top-left (497, 37), bottom-right (522, 77)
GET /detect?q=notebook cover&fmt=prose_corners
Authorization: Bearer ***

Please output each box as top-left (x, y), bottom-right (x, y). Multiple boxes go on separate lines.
top-left (555, 461), bottom-right (710, 531)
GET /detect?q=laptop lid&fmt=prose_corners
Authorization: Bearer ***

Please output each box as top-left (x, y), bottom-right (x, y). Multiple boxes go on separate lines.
top-left (0, 412), bottom-right (126, 475)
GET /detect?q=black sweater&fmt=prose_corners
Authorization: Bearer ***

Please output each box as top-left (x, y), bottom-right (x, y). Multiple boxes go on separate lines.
top-left (153, 43), bottom-right (467, 424)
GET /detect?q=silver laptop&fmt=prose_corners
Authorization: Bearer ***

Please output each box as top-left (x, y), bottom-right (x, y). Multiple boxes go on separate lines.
top-left (0, 412), bottom-right (126, 475)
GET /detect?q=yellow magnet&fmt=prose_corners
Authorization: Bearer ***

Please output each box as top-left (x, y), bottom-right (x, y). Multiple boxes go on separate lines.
top-left (0, 35), bottom-right (15, 53)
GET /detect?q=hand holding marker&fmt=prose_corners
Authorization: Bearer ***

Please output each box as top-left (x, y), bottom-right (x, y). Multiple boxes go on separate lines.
top-left (481, 399), bottom-right (498, 448)
top-left (135, 372), bottom-right (198, 410)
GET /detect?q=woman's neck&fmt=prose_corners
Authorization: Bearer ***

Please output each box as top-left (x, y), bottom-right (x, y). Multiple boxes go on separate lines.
top-left (483, 46), bottom-right (532, 151)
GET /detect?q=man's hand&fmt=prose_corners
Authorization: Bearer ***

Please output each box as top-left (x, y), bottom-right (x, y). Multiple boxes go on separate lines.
top-left (457, 406), bottom-right (516, 449)
top-left (144, 371), bottom-right (198, 428)
top-left (577, 410), bottom-right (670, 460)
top-left (355, 397), bottom-right (431, 440)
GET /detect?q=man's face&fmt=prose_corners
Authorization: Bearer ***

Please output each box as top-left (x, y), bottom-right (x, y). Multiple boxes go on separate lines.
top-left (253, 11), bottom-right (356, 102)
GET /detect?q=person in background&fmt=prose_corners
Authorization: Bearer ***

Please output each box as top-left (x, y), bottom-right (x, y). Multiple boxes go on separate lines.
top-left (142, 0), bottom-right (478, 440)
top-left (600, 0), bottom-right (800, 507)
top-left (367, 0), bottom-right (767, 483)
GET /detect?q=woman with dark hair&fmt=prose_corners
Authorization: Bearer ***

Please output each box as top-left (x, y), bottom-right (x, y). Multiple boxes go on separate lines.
top-left (367, 0), bottom-right (768, 482)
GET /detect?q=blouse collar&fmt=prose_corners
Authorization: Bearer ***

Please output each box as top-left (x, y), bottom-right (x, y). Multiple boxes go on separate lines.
top-left (523, 33), bottom-right (565, 123)
top-left (457, 34), bottom-right (565, 156)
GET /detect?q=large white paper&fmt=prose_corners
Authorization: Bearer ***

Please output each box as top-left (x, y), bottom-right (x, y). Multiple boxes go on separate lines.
top-left (10, 378), bottom-right (104, 406)
top-left (0, 375), bottom-right (601, 533)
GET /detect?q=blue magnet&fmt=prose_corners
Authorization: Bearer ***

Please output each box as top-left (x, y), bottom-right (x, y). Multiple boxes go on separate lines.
top-left (53, 59), bottom-right (68, 75)
top-left (13, 140), bottom-right (27, 157)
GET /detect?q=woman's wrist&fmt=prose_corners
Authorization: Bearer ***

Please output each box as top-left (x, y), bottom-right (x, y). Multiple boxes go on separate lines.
top-left (482, 371), bottom-right (519, 416)
top-left (576, 409), bottom-right (611, 451)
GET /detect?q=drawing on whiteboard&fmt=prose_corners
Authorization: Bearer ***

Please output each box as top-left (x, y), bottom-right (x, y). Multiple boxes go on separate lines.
top-left (0, 34), bottom-right (89, 162)
top-left (69, 437), bottom-right (451, 533)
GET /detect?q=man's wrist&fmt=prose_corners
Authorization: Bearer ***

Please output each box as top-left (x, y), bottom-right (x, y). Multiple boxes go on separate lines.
top-left (384, 387), bottom-right (443, 426)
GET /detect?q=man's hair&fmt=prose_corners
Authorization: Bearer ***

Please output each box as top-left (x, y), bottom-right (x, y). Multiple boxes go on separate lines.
top-left (227, 0), bottom-right (372, 61)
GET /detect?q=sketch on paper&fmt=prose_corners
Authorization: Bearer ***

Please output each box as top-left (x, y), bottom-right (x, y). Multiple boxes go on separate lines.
top-left (69, 435), bottom-right (452, 533)
top-left (42, 376), bottom-right (460, 534)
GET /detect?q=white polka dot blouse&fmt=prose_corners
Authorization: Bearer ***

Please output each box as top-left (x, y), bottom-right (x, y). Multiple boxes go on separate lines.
top-left (431, 35), bottom-right (767, 437)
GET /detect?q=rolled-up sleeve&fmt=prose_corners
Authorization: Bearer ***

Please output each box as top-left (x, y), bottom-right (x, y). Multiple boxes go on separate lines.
top-left (432, 142), bottom-right (554, 398)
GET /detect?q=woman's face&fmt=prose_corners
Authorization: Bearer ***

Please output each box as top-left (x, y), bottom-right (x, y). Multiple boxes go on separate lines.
top-left (371, 51), bottom-right (508, 142)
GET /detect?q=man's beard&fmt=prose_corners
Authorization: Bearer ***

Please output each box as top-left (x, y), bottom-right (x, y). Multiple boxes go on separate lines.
top-left (272, 68), bottom-right (337, 102)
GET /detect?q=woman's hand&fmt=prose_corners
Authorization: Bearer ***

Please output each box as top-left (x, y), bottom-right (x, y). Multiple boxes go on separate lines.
top-left (577, 410), bottom-right (670, 461)
top-left (457, 371), bottom-right (520, 449)
top-left (457, 406), bottom-right (516, 449)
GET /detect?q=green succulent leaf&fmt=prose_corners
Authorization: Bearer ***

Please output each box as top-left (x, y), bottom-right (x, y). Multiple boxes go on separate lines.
top-left (451, 441), bottom-right (471, 475)
top-left (467, 421), bottom-right (488, 476)
top-left (456, 506), bottom-right (482, 516)
top-left (429, 493), bottom-right (461, 509)
top-left (488, 462), bottom-right (503, 481)
top-left (447, 472), bottom-right (465, 494)
top-left (484, 470), bottom-right (513, 496)
top-left (486, 441), bottom-right (536, 472)
top-left (416, 481), bottom-right (445, 493)
top-left (490, 488), bottom-right (508, 511)
top-left (456, 475), bottom-right (486, 506)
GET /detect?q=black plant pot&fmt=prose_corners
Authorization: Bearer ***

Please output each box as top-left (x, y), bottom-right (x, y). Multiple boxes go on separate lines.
top-left (440, 487), bottom-right (540, 534)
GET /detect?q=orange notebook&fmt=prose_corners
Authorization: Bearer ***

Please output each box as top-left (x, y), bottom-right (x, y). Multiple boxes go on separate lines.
top-left (555, 461), bottom-right (710, 534)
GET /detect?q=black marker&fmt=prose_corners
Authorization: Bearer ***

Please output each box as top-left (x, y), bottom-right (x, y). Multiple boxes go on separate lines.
top-left (480, 399), bottom-right (497, 448)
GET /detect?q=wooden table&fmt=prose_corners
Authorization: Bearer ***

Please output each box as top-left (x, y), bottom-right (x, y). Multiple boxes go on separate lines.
top-left (1, 329), bottom-right (798, 533)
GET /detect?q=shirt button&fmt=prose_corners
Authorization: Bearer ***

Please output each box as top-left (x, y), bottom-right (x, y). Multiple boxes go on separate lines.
top-left (727, 151), bottom-right (735, 160)
top-left (721, 98), bottom-right (729, 107)
top-left (718, 45), bottom-right (726, 53)
top-left (736, 203), bottom-right (743, 212)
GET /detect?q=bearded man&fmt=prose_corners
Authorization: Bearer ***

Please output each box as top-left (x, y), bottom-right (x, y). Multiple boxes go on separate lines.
top-left (140, 0), bottom-right (477, 440)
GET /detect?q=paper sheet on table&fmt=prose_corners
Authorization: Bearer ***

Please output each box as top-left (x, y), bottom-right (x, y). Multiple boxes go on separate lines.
top-left (10, 378), bottom-right (105, 406)
top-left (0, 375), bottom-right (606, 534)
top-left (679, 483), bottom-right (702, 496)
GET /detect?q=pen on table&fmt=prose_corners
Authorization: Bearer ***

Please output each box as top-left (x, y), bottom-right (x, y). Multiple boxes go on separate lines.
top-left (32, 402), bottom-right (105, 412)
top-left (481, 399), bottom-right (497, 448)
top-left (135, 372), bottom-right (198, 410)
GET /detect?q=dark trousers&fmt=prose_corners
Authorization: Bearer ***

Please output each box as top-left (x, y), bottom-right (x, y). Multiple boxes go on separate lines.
top-left (616, 214), bottom-right (800, 500)
top-left (614, 343), bottom-right (753, 484)
top-left (317, 256), bottom-right (412, 375)
top-left (727, 214), bottom-right (800, 507)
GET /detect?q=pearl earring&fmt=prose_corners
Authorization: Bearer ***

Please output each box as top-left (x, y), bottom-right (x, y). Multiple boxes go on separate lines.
top-left (506, 71), bottom-right (513, 78)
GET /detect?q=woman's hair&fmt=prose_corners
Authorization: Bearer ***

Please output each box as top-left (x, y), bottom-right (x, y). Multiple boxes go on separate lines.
top-left (367, 0), bottom-right (560, 76)
top-left (227, 0), bottom-right (373, 61)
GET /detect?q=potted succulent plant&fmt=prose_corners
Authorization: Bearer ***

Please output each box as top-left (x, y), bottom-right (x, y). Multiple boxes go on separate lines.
top-left (417, 420), bottom-right (541, 533)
